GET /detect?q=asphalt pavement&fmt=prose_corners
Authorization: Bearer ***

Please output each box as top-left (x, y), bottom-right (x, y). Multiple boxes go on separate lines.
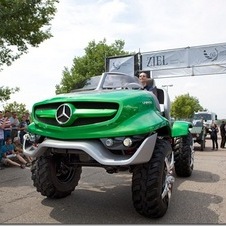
top-left (0, 138), bottom-right (226, 224)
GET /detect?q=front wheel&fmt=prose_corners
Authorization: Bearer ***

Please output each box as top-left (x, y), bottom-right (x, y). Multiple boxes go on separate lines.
top-left (174, 132), bottom-right (194, 177)
top-left (132, 139), bottom-right (174, 218)
top-left (31, 153), bottom-right (82, 198)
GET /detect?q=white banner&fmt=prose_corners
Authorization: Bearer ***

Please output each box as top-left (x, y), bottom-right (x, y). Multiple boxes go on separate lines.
top-left (193, 64), bottom-right (226, 75)
top-left (151, 67), bottom-right (192, 79)
top-left (105, 42), bottom-right (226, 78)
top-left (107, 55), bottom-right (135, 75)
top-left (150, 64), bottom-right (226, 79)
top-left (189, 43), bottom-right (226, 66)
top-left (141, 42), bottom-right (226, 78)
top-left (142, 43), bottom-right (226, 72)
top-left (141, 48), bottom-right (189, 71)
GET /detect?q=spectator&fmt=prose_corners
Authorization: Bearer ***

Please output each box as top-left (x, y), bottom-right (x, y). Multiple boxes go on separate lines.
top-left (25, 112), bottom-right (31, 125)
top-left (9, 111), bottom-right (20, 141)
top-left (18, 115), bottom-right (28, 144)
top-left (13, 136), bottom-right (32, 166)
top-left (210, 123), bottom-right (219, 150)
top-left (1, 137), bottom-right (28, 169)
top-left (3, 110), bottom-right (11, 142)
top-left (220, 120), bottom-right (226, 148)
top-left (0, 111), bottom-right (5, 149)
top-left (0, 111), bottom-right (6, 170)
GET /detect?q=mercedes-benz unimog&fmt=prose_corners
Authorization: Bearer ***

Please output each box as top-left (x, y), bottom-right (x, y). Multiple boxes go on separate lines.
top-left (23, 72), bottom-right (194, 218)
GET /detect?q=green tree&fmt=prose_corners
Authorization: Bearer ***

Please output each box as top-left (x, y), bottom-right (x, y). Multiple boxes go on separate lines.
top-left (0, 86), bottom-right (20, 102)
top-left (171, 93), bottom-right (203, 120)
top-left (55, 39), bottom-right (129, 94)
top-left (3, 101), bottom-right (28, 120)
top-left (0, 0), bottom-right (59, 69)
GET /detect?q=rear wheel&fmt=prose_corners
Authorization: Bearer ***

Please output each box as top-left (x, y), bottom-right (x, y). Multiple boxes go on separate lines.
top-left (31, 153), bottom-right (81, 198)
top-left (174, 132), bottom-right (194, 177)
top-left (132, 139), bottom-right (174, 218)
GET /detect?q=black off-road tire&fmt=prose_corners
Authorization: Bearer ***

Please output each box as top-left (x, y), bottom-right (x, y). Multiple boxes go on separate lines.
top-left (174, 132), bottom-right (194, 177)
top-left (132, 139), bottom-right (173, 218)
top-left (31, 154), bottom-right (82, 198)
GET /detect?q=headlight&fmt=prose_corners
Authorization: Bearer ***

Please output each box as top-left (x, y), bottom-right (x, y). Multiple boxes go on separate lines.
top-left (123, 137), bottom-right (133, 147)
top-left (105, 138), bottom-right (114, 147)
top-left (100, 135), bottom-right (147, 150)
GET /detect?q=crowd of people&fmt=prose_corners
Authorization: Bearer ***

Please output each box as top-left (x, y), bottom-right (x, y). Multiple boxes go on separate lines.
top-left (0, 110), bottom-right (32, 170)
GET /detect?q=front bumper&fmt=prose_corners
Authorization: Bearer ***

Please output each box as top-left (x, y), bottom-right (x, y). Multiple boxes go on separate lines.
top-left (23, 133), bottom-right (157, 166)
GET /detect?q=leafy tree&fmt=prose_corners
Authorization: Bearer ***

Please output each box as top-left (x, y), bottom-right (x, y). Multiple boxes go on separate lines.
top-left (3, 101), bottom-right (28, 120)
top-left (0, 0), bottom-right (59, 69)
top-left (0, 86), bottom-right (20, 102)
top-left (55, 39), bottom-right (129, 94)
top-left (171, 93), bottom-right (204, 120)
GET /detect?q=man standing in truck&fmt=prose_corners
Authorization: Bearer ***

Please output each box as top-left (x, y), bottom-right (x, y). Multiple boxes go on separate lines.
top-left (139, 71), bottom-right (157, 96)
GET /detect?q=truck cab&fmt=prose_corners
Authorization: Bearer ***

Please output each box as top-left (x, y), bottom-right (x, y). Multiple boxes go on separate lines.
top-left (192, 111), bottom-right (217, 135)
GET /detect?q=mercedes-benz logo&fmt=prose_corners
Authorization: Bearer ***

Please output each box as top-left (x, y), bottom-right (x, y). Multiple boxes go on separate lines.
top-left (56, 104), bottom-right (72, 125)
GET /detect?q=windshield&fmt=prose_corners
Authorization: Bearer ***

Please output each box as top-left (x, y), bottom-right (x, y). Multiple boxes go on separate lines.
top-left (82, 75), bottom-right (101, 90)
top-left (71, 72), bottom-right (142, 92)
top-left (71, 75), bottom-right (101, 92)
top-left (193, 113), bottom-right (211, 120)
top-left (98, 72), bottom-right (142, 89)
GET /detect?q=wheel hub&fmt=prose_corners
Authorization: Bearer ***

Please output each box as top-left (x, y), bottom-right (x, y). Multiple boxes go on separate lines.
top-left (162, 154), bottom-right (175, 200)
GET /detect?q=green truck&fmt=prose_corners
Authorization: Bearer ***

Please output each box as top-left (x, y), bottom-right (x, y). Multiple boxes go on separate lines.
top-left (23, 72), bottom-right (194, 218)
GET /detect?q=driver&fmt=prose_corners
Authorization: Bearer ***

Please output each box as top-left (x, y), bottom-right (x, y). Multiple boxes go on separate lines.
top-left (139, 71), bottom-right (157, 96)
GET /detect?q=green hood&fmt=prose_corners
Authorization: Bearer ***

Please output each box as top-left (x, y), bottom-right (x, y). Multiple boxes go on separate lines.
top-left (28, 89), bottom-right (169, 139)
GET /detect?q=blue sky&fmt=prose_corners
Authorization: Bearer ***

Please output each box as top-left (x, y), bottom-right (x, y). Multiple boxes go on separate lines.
top-left (1, 0), bottom-right (226, 118)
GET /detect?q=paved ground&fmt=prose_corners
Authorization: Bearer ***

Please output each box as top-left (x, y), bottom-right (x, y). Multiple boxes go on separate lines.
top-left (0, 138), bottom-right (226, 224)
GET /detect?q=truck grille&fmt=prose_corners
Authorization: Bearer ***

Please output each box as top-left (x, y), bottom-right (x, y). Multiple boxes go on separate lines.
top-left (34, 102), bottom-right (119, 127)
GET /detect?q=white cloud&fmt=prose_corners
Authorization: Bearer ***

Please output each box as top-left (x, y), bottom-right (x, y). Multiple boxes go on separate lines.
top-left (1, 0), bottom-right (226, 118)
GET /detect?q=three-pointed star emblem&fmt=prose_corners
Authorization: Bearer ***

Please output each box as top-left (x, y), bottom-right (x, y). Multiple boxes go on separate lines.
top-left (56, 104), bottom-right (73, 125)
